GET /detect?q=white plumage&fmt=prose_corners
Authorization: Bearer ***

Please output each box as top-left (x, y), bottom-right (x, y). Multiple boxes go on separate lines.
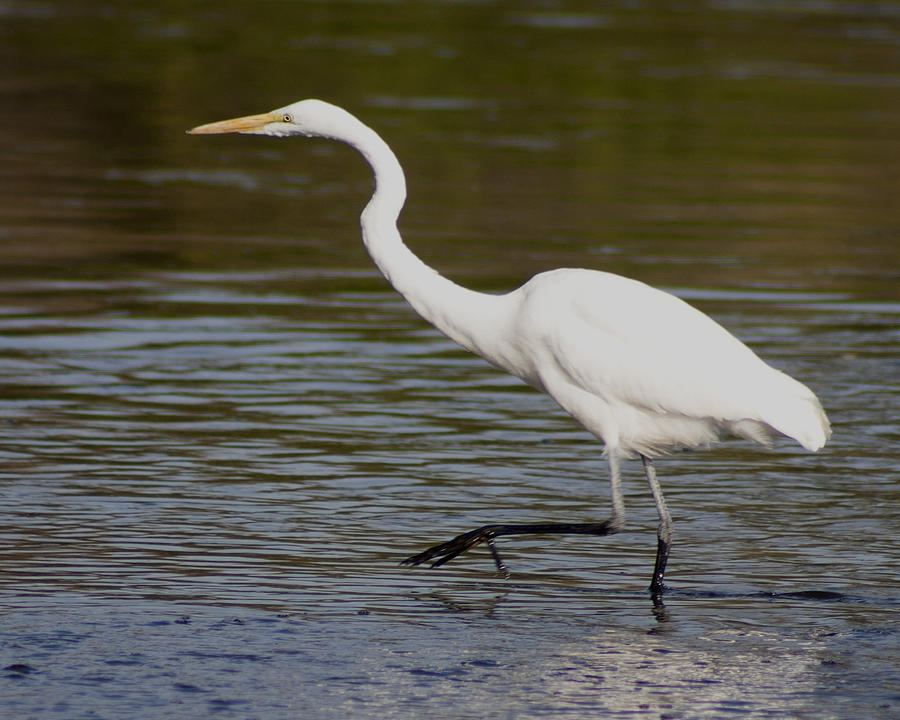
top-left (506, 268), bottom-right (829, 456)
top-left (190, 99), bottom-right (831, 597)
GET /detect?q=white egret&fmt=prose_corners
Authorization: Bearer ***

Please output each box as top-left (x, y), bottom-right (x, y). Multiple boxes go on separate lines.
top-left (189, 100), bottom-right (831, 597)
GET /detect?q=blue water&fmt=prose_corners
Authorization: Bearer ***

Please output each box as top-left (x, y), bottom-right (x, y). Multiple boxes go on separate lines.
top-left (2, 0), bottom-right (899, 718)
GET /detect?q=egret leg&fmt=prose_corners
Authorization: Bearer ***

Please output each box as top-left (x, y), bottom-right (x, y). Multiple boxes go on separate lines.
top-left (402, 453), bottom-right (626, 575)
top-left (642, 455), bottom-right (673, 598)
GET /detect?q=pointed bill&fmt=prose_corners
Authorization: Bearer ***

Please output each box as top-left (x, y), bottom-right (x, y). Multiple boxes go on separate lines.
top-left (187, 112), bottom-right (283, 135)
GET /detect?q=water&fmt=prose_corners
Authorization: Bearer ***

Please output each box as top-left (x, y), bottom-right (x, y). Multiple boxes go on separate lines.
top-left (2, 1), bottom-right (899, 718)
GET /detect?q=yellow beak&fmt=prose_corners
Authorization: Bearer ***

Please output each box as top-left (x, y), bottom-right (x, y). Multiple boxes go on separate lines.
top-left (187, 112), bottom-right (283, 135)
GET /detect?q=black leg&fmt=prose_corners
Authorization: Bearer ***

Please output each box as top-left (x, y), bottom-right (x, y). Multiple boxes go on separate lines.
top-left (649, 536), bottom-right (670, 599)
top-left (642, 455), bottom-right (673, 598)
top-left (401, 520), bottom-right (621, 574)
top-left (403, 453), bottom-right (627, 578)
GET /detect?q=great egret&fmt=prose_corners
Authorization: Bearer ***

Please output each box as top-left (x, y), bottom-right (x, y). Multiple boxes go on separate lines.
top-left (189, 99), bottom-right (831, 597)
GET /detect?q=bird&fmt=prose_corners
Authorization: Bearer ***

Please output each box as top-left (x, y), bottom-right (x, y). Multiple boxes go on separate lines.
top-left (189, 99), bottom-right (831, 598)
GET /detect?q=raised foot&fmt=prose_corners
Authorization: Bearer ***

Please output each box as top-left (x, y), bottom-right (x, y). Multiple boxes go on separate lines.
top-left (401, 525), bottom-right (504, 570)
top-left (401, 520), bottom-right (621, 576)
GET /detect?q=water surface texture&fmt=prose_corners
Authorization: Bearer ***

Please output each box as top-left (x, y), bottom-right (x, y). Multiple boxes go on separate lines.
top-left (1, 1), bottom-right (899, 718)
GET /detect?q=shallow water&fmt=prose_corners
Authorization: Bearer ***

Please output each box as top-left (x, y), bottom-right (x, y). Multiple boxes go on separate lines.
top-left (2, 1), bottom-right (899, 718)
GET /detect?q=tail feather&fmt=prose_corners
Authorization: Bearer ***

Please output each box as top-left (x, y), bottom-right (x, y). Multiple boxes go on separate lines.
top-left (761, 372), bottom-right (831, 451)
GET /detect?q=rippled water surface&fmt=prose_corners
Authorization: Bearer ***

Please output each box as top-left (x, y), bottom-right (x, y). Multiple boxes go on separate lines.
top-left (2, 1), bottom-right (899, 718)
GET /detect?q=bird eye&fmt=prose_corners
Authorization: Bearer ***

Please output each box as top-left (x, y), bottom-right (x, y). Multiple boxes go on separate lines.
top-left (282, 113), bottom-right (293, 123)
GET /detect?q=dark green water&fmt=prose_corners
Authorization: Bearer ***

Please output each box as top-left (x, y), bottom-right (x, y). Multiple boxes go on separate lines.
top-left (1, 1), bottom-right (899, 718)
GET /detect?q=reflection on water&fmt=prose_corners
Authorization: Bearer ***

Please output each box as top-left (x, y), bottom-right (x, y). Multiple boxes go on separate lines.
top-left (2, 269), bottom-right (898, 717)
top-left (1, 0), bottom-right (899, 718)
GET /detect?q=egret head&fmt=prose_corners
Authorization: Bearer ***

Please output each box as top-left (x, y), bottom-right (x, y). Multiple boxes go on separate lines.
top-left (188, 99), bottom-right (353, 139)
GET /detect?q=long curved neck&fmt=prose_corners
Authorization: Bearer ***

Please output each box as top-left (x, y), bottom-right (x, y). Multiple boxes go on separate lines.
top-left (337, 116), bottom-right (502, 357)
